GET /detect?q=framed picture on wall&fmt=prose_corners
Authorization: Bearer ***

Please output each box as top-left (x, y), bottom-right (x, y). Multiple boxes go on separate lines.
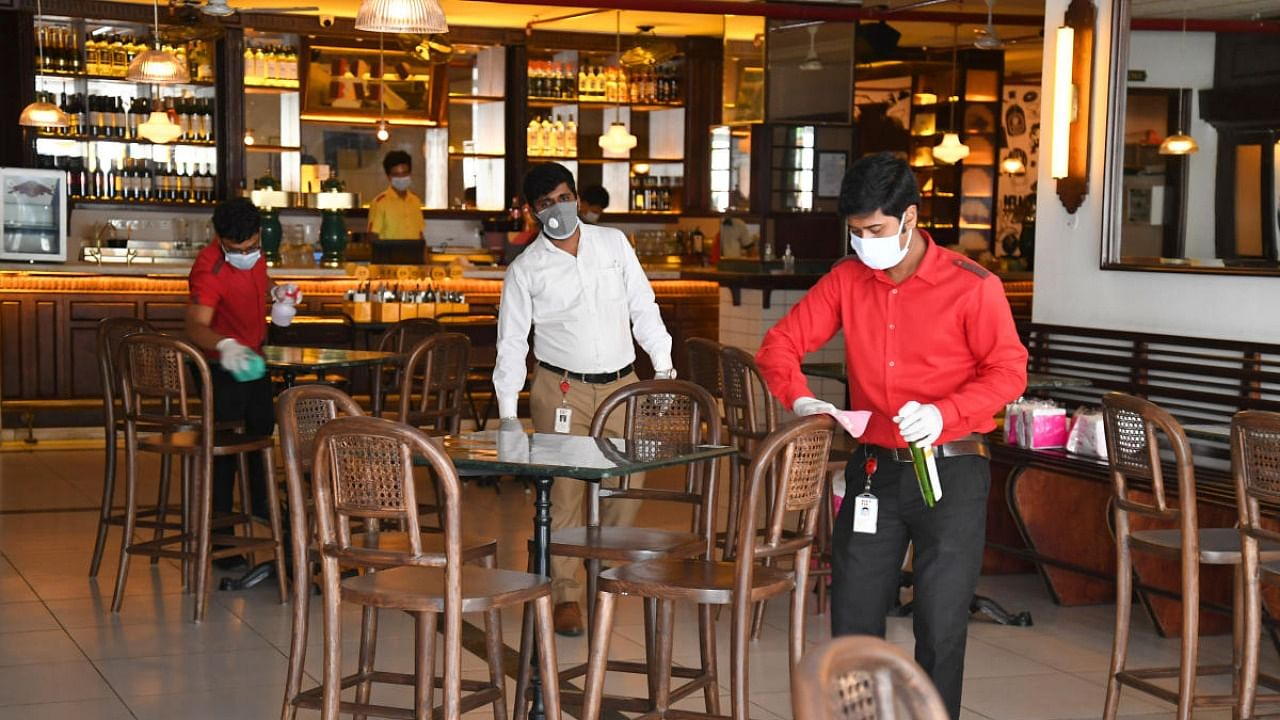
top-left (818, 151), bottom-right (847, 198)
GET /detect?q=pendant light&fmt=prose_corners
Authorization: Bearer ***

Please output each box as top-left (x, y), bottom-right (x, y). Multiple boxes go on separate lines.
top-left (1159, 4), bottom-right (1198, 156)
top-left (599, 11), bottom-right (637, 154)
top-left (355, 0), bottom-right (448, 34)
top-left (126, 0), bottom-right (189, 84)
top-left (375, 32), bottom-right (390, 143)
top-left (137, 106), bottom-right (183, 143)
top-left (18, 0), bottom-right (69, 128)
top-left (932, 25), bottom-right (971, 165)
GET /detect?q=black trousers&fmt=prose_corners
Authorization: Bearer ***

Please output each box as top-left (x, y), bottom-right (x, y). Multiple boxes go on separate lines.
top-left (209, 367), bottom-right (275, 518)
top-left (830, 451), bottom-right (991, 720)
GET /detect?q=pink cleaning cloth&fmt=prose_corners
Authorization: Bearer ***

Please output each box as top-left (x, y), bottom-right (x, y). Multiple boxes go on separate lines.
top-left (825, 409), bottom-right (871, 438)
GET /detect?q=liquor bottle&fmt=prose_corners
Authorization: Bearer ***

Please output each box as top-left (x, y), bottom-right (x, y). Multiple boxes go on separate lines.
top-left (562, 63), bottom-right (575, 99)
top-left (552, 115), bottom-right (565, 156)
top-left (577, 62), bottom-right (588, 101)
top-left (244, 46), bottom-right (257, 83)
top-left (539, 116), bottom-right (553, 156)
top-left (565, 114), bottom-right (577, 156)
top-left (264, 46), bottom-right (278, 84)
top-left (527, 116), bottom-right (541, 156)
top-left (632, 176), bottom-right (645, 211)
top-left (112, 35), bottom-right (127, 77)
top-left (84, 33), bottom-right (99, 75)
top-left (909, 442), bottom-right (941, 507)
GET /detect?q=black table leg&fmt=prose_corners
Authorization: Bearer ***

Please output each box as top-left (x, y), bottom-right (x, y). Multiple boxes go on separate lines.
top-left (528, 474), bottom-right (553, 720)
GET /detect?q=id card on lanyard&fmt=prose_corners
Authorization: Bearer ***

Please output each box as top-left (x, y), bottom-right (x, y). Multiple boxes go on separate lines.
top-left (852, 454), bottom-right (878, 535)
top-left (554, 373), bottom-right (572, 433)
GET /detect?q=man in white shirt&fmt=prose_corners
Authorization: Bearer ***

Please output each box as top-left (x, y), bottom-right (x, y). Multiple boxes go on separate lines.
top-left (494, 162), bottom-right (676, 636)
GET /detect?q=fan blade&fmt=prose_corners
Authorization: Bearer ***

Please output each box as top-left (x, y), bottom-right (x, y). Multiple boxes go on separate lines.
top-left (235, 6), bottom-right (319, 12)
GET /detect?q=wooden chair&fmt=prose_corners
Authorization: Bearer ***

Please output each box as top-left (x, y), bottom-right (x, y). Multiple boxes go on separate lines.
top-left (90, 316), bottom-right (173, 577)
top-left (111, 332), bottom-right (286, 622)
top-left (438, 308), bottom-right (500, 430)
top-left (1101, 392), bottom-right (1256, 720)
top-left (580, 414), bottom-right (836, 720)
top-left (718, 345), bottom-right (779, 562)
top-left (684, 337), bottom-right (724, 405)
top-left (792, 636), bottom-right (949, 720)
top-left (395, 332), bottom-right (471, 435)
top-left (276, 385), bottom-right (499, 720)
top-left (310, 415), bottom-right (560, 720)
top-left (371, 317), bottom-right (442, 417)
top-left (1230, 410), bottom-right (1280, 719)
top-left (516, 379), bottom-right (722, 717)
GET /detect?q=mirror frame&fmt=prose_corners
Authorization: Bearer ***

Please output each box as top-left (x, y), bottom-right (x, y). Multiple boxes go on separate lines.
top-left (1100, 0), bottom-right (1280, 275)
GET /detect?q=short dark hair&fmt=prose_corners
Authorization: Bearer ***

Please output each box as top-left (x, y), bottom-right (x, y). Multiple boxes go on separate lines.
top-left (522, 162), bottom-right (577, 206)
top-left (838, 152), bottom-right (920, 218)
top-left (212, 198), bottom-right (260, 243)
top-left (383, 150), bottom-right (412, 175)
top-left (579, 184), bottom-right (609, 209)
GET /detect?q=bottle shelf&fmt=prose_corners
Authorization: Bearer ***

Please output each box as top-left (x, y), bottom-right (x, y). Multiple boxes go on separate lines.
top-left (245, 84), bottom-right (299, 95)
top-left (525, 155), bottom-right (686, 165)
top-left (528, 98), bottom-right (683, 110)
top-left (245, 144), bottom-right (301, 153)
top-left (36, 133), bottom-right (216, 147)
top-left (71, 197), bottom-right (217, 208)
top-left (37, 71), bottom-right (215, 88)
top-left (448, 94), bottom-right (505, 104)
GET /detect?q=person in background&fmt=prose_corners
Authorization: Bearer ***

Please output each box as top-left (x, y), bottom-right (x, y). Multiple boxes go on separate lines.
top-left (185, 198), bottom-right (301, 562)
top-left (755, 152), bottom-right (1027, 719)
top-left (493, 162), bottom-right (676, 636)
top-left (578, 184), bottom-right (609, 223)
top-left (367, 150), bottom-right (425, 241)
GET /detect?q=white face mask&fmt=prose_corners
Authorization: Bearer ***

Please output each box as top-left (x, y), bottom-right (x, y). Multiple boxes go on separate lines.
top-left (390, 176), bottom-right (412, 192)
top-left (537, 201), bottom-right (580, 241)
top-left (849, 211), bottom-right (910, 270)
top-left (224, 249), bottom-right (260, 271)
top-left (581, 210), bottom-right (601, 224)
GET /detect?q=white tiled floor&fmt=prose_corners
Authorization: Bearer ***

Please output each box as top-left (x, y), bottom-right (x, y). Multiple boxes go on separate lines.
top-left (0, 447), bottom-right (1259, 719)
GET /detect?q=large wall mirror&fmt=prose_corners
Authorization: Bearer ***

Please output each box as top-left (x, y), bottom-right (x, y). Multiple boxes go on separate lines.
top-left (1102, 0), bottom-right (1280, 274)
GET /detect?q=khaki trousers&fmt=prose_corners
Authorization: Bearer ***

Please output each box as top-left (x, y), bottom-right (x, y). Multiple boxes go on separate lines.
top-left (529, 364), bottom-right (644, 605)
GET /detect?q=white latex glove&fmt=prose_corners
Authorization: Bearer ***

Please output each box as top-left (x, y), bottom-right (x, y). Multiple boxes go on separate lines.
top-left (499, 417), bottom-right (525, 433)
top-left (270, 283), bottom-right (302, 305)
top-left (654, 368), bottom-right (677, 380)
top-left (216, 337), bottom-right (253, 375)
top-left (793, 396), bottom-right (838, 417)
top-left (896, 401), bottom-right (943, 447)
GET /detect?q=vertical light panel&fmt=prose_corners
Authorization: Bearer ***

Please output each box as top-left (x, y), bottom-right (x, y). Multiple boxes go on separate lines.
top-left (1050, 25), bottom-right (1074, 180)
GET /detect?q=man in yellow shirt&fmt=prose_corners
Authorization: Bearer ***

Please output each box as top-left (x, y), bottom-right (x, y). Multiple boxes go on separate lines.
top-left (367, 150), bottom-right (425, 241)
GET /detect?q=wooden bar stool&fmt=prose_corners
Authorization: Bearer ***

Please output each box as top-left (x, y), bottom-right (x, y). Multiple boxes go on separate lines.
top-left (580, 415), bottom-right (836, 720)
top-left (515, 379), bottom-right (722, 717)
top-left (370, 317), bottom-right (442, 417)
top-left (792, 636), bottom-right (949, 720)
top-left (1101, 392), bottom-right (1261, 719)
top-left (111, 332), bottom-right (287, 622)
top-left (717, 345), bottom-right (778, 564)
top-left (309, 415), bottom-right (560, 720)
top-left (1230, 410), bottom-right (1280, 718)
top-left (276, 385), bottom-right (500, 720)
top-left (90, 316), bottom-right (178, 577)
top-left (685, 337), bottom-right (725, 407)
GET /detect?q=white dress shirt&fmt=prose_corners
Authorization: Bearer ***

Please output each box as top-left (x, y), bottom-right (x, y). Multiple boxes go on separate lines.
top-left (493, 223), bottom-right (674, 419)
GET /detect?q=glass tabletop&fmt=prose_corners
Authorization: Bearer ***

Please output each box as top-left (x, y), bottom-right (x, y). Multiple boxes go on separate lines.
top-left (261, 345), bottom-right (404, 370)
top-left (436, 431), bottom-right (736, 480)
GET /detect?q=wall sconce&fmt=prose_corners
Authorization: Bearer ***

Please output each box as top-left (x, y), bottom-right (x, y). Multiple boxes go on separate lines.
top-left (1051, 0), bottom-right (1096, 214)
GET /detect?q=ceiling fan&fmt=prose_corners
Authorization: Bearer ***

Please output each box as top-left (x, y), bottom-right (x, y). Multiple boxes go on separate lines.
top-left (973, 0), bottom-right (1003, 49)
top-left (175, 0), bottom-right (319, 18)
top-left (397, 33), bottom-right (455, 64)
top-left (619, 26), bottom-right (680, 68)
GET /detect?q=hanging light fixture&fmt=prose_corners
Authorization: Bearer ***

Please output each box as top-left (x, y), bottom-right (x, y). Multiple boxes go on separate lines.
top-left (932, 25), bottom-right (970, 165)
top-left (243, 128), bottom-right (256, 146)
top-left (137, 107), bottom-right (183, 144)
top-left (599, 10), bottom-right (637, 154)
top-left (375, 32), bottom-right (391, 143)
top-left (1159, 4), bottom-right (1198, 156)
top-left (126, 0), bottom-right (189, 84)
top-left (19, 0), bottom-right (69, 128)
top-left (355, 0), bottom-right (448, 34)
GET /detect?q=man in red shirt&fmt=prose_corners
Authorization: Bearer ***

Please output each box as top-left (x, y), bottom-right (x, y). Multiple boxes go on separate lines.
top-left (185, 198), bottom-right (298, 532)
top-left (756, 153), bottom-right (1026, 719)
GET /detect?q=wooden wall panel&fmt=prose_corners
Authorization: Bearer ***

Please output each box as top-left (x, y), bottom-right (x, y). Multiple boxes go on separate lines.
top-left (69, 302), bottom-right (135, 322)
top-left (69, 327), bottom-right (103, 399)
top-left (0, 301), bottom-right (21, 399)
top-left (34, 301), bottom-right (57, 397)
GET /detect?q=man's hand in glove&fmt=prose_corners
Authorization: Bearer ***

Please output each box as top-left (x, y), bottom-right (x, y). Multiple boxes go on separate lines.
top-left (216, 338), bottom-right (253, 374)
top-left (654, 368), bottom-right (677, 380)
top-left (270, 283), bottom-right (302, 304)
top-left (499, 417), bottom-right (525, 433)
top-left (896, 401), bottom-right (943, 447)
top-left (793, 396), bottom-right (838, 417)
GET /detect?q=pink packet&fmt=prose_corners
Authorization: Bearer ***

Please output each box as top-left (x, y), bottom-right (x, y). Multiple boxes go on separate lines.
top-left (824, 409), bottom-right (871, 438)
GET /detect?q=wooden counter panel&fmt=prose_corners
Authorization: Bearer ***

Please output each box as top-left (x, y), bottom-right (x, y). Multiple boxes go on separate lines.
top-left (36, 301), bottom-right (57, 398)
top-left (1010, 466), bottom-right (1117, 606)
top-left (143, 302), bottom-right (189, 321)
top-left (1, 301), bottom-right (21, 400)
top-left (69, 302), bottom-right (135, 321)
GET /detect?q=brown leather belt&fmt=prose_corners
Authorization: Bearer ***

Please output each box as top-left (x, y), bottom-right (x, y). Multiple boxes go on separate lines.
top-left (872, 433), bottom-right (990, 462)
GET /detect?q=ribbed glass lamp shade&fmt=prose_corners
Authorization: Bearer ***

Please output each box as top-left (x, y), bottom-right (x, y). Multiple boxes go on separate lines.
top-left (18, 101), bottom-right (69, 128)
top-left (355, 0), bottom-right (448, 34)
top-left (126, 48), bottom-right (191, 84)
top-left (1158, 132), bottom-right (1199, 156)
top-left (598, 122), bottom-right (637, 153)
top-left (932, 132), bottom-right (971, 165)
top-left (137, 111), bottom-right (183, 143)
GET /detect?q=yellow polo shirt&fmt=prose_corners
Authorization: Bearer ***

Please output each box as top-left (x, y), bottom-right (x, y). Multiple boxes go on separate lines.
top-left (368, 188), bottom-right (425, 240)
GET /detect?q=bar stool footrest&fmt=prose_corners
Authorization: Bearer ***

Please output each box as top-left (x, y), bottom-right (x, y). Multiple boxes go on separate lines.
top-left (1116, 665), bottom-right (1237, 707)
top-left (292, 669), bottom-right (501, 719)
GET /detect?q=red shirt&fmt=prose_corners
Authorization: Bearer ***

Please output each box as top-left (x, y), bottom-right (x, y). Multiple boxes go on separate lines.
top-left (756, 232), bottom-right (1027, 448)
top-left (188, 242), bottom-right (270, 354)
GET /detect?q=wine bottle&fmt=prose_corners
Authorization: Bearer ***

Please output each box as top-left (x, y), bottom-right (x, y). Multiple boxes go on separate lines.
top-left (908, 443), bottom-right (942, 508)
top-left (565, 114), bottom-right (577, 156)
